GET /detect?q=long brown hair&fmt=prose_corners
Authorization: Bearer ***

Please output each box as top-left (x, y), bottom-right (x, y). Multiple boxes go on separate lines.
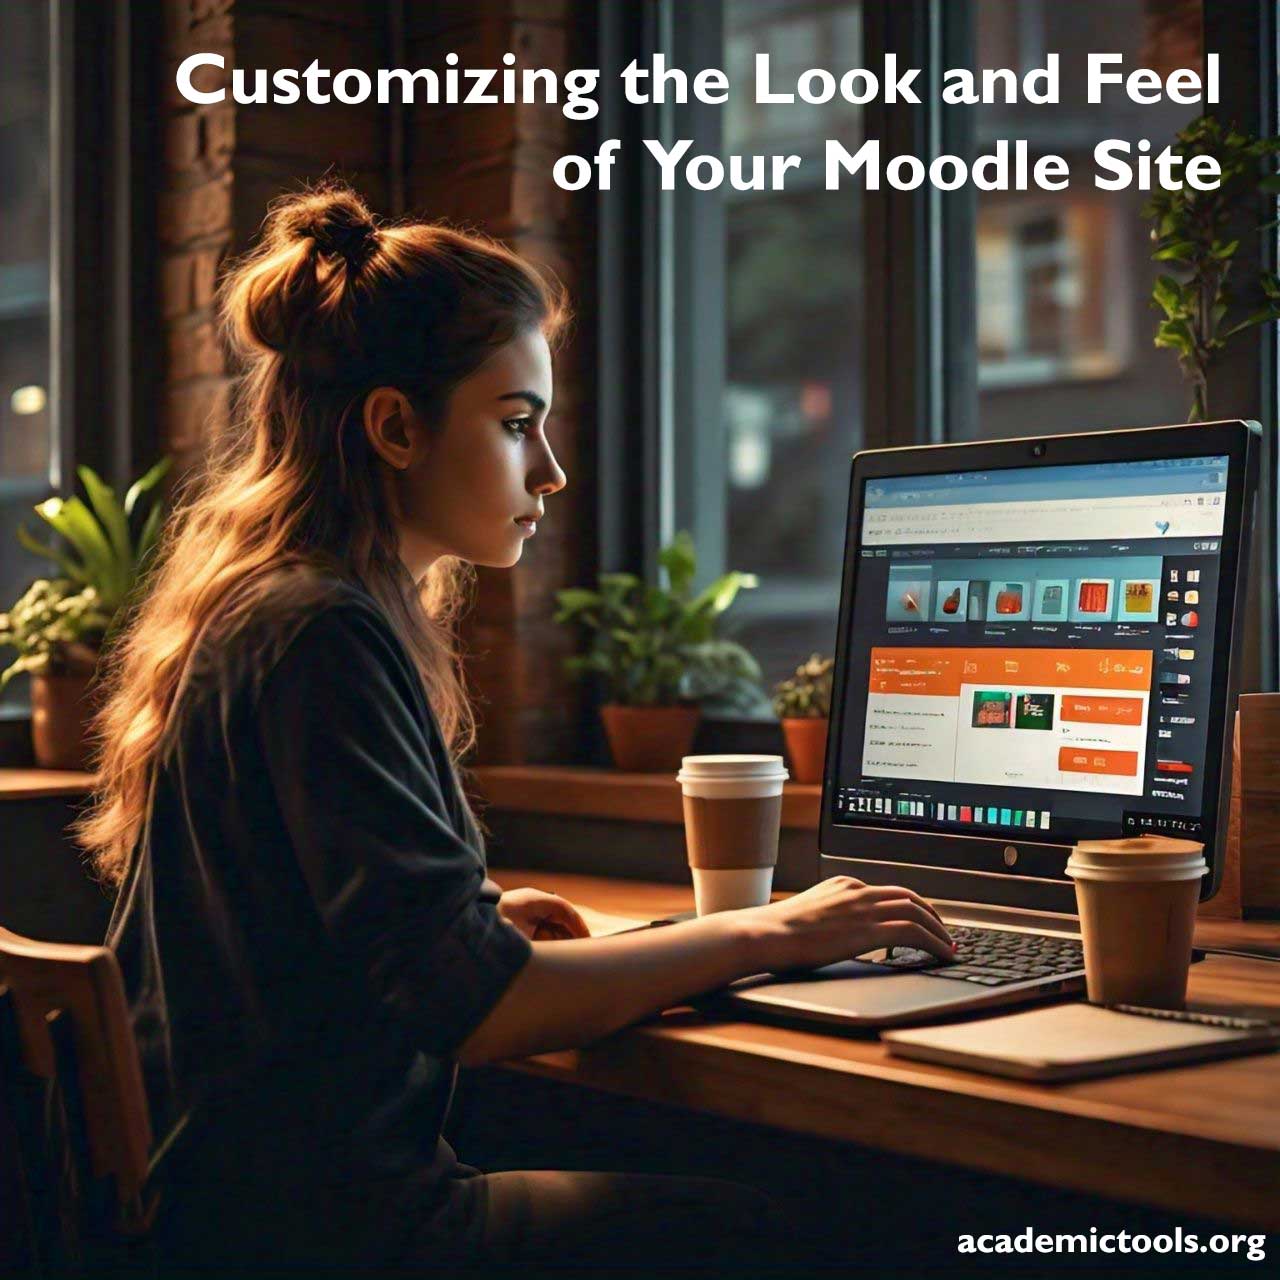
top-left (78, 181), bottom-right (567, 887)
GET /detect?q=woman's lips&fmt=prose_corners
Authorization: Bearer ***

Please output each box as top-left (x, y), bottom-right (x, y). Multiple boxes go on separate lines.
top-left (515, 516), bottom-right (537, 535)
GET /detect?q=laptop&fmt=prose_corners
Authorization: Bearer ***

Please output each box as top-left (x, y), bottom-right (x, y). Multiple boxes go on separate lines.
top-left (712, 420), bottom-right (1259, 1030)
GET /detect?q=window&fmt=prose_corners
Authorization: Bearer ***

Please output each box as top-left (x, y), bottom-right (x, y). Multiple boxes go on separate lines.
top-left (619, 0), bottom-right (867, 702)
top-left (722, 0), bottom-right (865, 694)
top-left (611, 0), bottom-right (1274, 714)
top-left (0, 2), bottom-right (156, 722)
top-left (954, 0), bottom-right (1206, 437)
top-left (0, 0), bottom-right (54, 714)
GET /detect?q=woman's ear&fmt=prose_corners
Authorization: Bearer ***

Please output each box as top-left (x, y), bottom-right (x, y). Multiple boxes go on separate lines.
top-left (363, 387), bottom-right (423, 470)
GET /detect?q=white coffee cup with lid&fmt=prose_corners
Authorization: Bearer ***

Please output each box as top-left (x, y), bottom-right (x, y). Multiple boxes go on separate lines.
top-left (676, 755), bottom-right (789, 915)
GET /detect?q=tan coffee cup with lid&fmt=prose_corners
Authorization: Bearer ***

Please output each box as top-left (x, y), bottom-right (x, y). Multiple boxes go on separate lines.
top-left (677, 755), bottom-right (788, 914)
top-left (1065, 836), bottom-right (1206, 1008)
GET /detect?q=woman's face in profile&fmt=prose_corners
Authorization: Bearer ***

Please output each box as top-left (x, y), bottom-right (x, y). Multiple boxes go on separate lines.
top-left (387, 328), bottom-right (566, 574)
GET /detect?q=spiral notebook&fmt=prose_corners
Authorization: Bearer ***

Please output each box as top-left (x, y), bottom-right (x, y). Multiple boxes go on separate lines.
top-left (881, 1001), bottom-right (1280, 1082)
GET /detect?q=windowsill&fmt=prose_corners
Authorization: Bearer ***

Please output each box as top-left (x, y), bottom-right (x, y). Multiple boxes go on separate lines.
top-left (0, 765), bottom-right (823, 831)
top-left (469, 765), bottom-right (820, 830)
top-left (0, 767), bottom-right (96, 800)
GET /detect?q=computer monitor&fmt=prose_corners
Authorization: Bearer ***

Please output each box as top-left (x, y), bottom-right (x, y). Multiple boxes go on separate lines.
top-left (819, 421), bottom-right (1259, 914)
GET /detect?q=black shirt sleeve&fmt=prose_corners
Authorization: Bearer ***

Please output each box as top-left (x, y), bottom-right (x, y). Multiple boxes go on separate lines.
top-left (255, 600), bottom-right (531, 1058)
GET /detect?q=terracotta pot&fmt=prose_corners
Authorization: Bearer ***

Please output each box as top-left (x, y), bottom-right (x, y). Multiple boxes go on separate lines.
top-left (31, 670), bottom-right (98, 771)
top-left (781, 717), bottom-right (829, 785)
top-left (600, 703), bottom-right (700, 773)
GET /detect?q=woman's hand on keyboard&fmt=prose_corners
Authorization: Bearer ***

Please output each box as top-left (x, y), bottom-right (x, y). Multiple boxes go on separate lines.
top-left (741, 876), bottom-right (956, 973)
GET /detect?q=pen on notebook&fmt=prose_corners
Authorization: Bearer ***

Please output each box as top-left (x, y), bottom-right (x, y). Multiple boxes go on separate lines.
top-left (1102, 1003), bottom-right (1277, 1030)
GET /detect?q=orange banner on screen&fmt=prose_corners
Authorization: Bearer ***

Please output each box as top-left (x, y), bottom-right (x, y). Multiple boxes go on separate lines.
top-left (1058, 747), bottom-right (1139, 777)
top-left (868, 647), bottom-right (1152, 696)
top-left (1060, 695), bottom-right (1145, 726)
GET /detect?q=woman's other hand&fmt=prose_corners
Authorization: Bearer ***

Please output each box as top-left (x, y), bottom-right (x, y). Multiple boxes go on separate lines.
top-left (498, 887), bottom-right (591, 940)
top-left (742, 875), bottom-right (955, 972)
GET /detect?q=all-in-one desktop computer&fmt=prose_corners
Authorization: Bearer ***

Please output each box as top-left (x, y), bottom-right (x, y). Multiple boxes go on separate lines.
top-left (718, 420), bottom-right (1259, 1028)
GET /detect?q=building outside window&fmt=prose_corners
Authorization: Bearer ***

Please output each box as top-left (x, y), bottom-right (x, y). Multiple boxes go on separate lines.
top-left (961, 0), bottom-right (1204, 437)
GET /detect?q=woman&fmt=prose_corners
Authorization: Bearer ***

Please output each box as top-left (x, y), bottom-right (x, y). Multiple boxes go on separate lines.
top-left (79, 183), bottom-right (954, 1273)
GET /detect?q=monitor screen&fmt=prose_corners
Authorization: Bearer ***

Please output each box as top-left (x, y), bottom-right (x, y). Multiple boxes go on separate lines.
top-left (832, 454), bottom-right (1230, 848)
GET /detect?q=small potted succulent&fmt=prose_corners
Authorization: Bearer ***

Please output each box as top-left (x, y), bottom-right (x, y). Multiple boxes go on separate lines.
top-left (0, 459), bottom-right (170, 769)
top-left (772, 654), bottom-right (834, 785)
top-left (555, 532), bottom-right (762, 771)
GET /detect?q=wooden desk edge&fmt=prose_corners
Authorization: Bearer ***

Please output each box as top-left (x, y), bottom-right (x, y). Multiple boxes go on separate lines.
top-left (506, 1028), bottom-right (1280, 1232)
top-left (495, 868), bottom-right (1280, 1232)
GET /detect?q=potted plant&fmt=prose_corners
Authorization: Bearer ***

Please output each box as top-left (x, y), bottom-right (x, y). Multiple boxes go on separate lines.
top-left (555, 531), bottom-right (762, 771)
top-left (0, 459), bottom-right (170, 769)
top-left (772, 654), bottom-right (833, 785)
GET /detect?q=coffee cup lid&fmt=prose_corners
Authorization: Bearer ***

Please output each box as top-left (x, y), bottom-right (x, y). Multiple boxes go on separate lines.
top-left (1069, 836), bottom-right (1203, 866)
top-left (1066, 836), bottom-right (1206, 880)
top-left (677, 754), bottom-right (788, 781)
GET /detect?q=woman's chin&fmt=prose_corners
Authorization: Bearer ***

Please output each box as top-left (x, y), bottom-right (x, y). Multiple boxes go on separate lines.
top-left (475, 540), bottom-right (525, 569)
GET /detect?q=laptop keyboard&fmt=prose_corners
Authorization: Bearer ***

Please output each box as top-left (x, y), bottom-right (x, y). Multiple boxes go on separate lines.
top-left (876, 924), bottom-right (1085, 987)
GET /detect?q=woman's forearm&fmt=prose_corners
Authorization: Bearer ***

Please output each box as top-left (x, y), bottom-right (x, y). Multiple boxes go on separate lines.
top-left (456, 875), bottom-right (957, 1067)
top-left (456, 910), bottom-right (769, 1067)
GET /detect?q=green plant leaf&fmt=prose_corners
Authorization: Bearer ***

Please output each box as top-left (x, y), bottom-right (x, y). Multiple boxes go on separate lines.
top-left (1154, 317), bottom-right (1195, 356)
top-left (135, 499), bottom-right (167, 569)
top-left (77, 465), bottom-right (132, 573)
top-left (123, 456), bottom-right (172, 518)
top-left (555, 587), bottom-right (603, 610)
top-left (658, 531), bottom-right (696, 598)
top-left (1222, 307), bottom-right (1278, 339)
top-left (16, 524), bottom-right (90, 584)
top-left (34, 496), bottom-right (123, 604)
top-left (1152, 241), bottom-right (1196, 262)
top-left (564, 653), bottom-right (613, 677)
top-left (687, 571), bottom-right (758, 620)
top-left (1152, 274), bottom-right (1183, 318)
top-left (609, 628), bottom-right (643, 656)
top-left (0, 651), bottom-right (52, 690)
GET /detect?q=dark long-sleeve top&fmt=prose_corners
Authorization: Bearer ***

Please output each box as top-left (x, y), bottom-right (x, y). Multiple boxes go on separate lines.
top-left (107, 566), bottom-right (531, 1263)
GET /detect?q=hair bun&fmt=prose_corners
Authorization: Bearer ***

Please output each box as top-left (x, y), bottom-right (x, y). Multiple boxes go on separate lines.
top-left (267, 184), bottom-right (379, 267)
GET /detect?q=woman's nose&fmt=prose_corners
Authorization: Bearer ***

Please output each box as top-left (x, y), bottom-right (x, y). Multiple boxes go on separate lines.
top-left (530, 441), bottom-right (567, 496)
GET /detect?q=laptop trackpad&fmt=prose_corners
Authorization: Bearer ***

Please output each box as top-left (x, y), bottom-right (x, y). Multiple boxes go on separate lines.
top-left (713, 964), bottom-right (987, 1028)
top-left (729, 959), bottom-right (891, 989)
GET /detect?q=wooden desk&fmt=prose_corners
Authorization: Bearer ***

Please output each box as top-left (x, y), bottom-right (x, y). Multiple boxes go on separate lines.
top-left (494, 869), bottom-right (1280, 1232)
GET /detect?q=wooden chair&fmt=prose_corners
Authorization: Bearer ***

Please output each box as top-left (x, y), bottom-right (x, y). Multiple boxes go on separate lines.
top-left (0, 925), bottom-right (155, 1277)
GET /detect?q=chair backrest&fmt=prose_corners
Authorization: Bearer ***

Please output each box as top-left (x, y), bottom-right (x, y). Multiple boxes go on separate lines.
top-left (0, 926), bottom-right (152, 1237)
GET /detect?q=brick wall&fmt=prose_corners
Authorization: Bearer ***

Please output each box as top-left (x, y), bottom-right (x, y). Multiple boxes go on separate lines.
top-left (158, 0), bottom-right (388, 469)
top-left (155, 0), bottom-right (596, 764)
top-left (404, 0), bottom-right (596, 765)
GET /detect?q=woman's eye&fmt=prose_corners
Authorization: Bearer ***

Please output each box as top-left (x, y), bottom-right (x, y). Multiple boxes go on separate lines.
top-left (504, 418), bottom-right (533, 438)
